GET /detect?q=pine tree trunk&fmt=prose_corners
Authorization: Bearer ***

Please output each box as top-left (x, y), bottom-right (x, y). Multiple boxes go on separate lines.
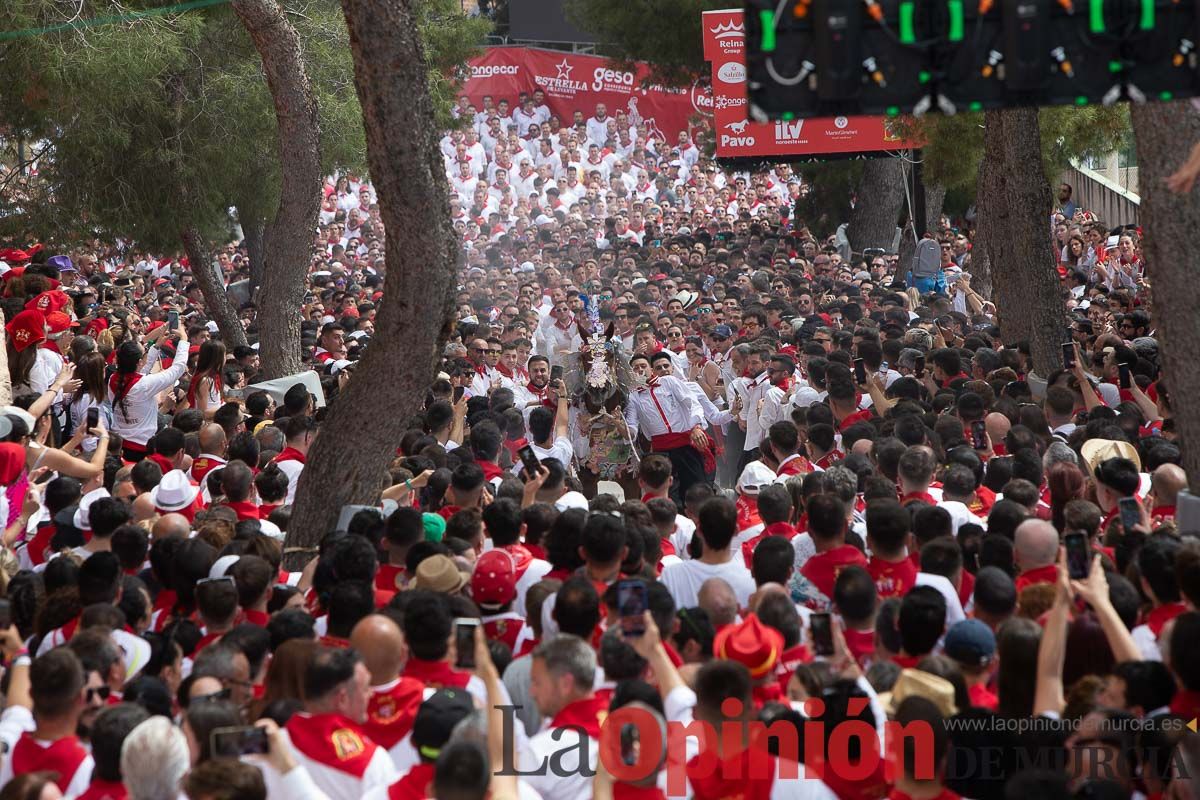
top-left (283, 0), bottom-right (458, 566)
top-left (976, 109), bottom-right (1063, 376)
top-left (231, 0), bottom-right (321, 380)
top-left (242, 216), bottom-right (267, 296)
top-left (181, 227), bottom-right (249, 349)
top-left (848, 157), bottom-right (905, 253)
top-left (1130, 101), bottom-right (1200, 491)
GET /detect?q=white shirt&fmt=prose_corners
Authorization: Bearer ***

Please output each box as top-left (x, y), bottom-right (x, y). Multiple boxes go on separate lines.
top-left (740, 372), bottom-right (774, 452)
top-left (511, 436), bottom-right (574, 477)
top-left (586, 116), bottom-right (611, 146)
top-left (624, 376), bottom-right (703, 441)
top-left (660, 554), bottom-right (757, 609)
top-left (110, 360), bottom-right (188, 446)
top-left (519, 714), bottom-right (597, 800)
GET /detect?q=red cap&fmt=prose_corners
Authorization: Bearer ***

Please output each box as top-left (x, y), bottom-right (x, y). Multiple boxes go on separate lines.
top-left (45, 311), bottom-right (72, 334)
top-left (25, 290), bottom-right (71, 314)
top-left (471, 550), bottom-right (518, 609)
top-left (6, 309), bottom-right (46, 352)
top-left (85, 318), bottom-right (109, 337)
top-left (713, 614), bottom-right (783, 679)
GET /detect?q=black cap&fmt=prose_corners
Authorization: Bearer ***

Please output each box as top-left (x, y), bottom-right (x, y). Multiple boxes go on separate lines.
top-left (412, 688), bottom-right (474, 761)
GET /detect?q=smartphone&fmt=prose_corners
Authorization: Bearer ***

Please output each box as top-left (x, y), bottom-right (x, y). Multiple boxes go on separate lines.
top-left (879, 361), bottom-right (889, 373)
top-left (617, 579), bottom-right (648, 637)
top-left (810, 612), bottom-right (835, 657)
top-left (86, 407), bottom-right (99, 432)
top-left (453, 385), bottom-right (466, 403)
top-left (970, 420), bottom-right (988, 450)
top-left (517, 444), bottom-right (541, 478)
top-left (620, 722), bottom-right (640, 766)
top-left (1118, 363), bottom-right (1131, 390)
top-left (1118, 497), bottom-right (1141, 532)
top-left (0, 599), bottom-right (11, 630)
top-left (550, 365), bottom-right (564, 383)
top-left (1065, 532), bottom-right (1091, 580)
top-left (454, 618), bottom-right (479, 669)
top-left (914, 355), bottom-right (926, 379)
top-left (210, 726), bottom-right (269, 758)
top-left (167, 310), bottom-right (180, 330)
top-left (854, 358), bottom-right (867, 385)
top-left (1062, 342), bottom-right (1076, 369)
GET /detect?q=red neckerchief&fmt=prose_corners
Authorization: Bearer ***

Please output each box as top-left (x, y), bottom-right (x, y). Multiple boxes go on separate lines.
top-left (476, 459), bottom-right (504, 482)
top-left (548, 695), bottom-right (608, 738)
top-left (800, 545), bottom-right (868, 601)
top-left (740, 522), bottom-right (797, 568)
top-left (377, 563), bottom-right (406, 592)
top-left (388, 762), bottom-right (437, 800)
top-left (526, 381), bottom-right (551, 404)
top-left (752, 680), bottom-right (784, 708)
top-left (554, 315), bottom-right (575, 331)
top-left (363, 677), bottom-right (426, 749)
top-left (868, 556), bottom-right (919, 599)
top-left (496, 363), bottom-right (514, 379)
top-left (11, 734), bottom-right (90, 792)
top-left (687, 746), bottom-right (776, 800)
top-left (776, 454), bottom-right (812, 476)
top-left (402, 657), bottom-right (471, 689)
top-left (76, 778), bottom-right (129, 800)
top-left (774, 643), bottom-right (811, 693)
top-left (773, 377), bottom-right (792, 392)
top-left (474, 362), bottom-right (489, 376)
top-left (41, 340), bottom-right (62, 355)
top-left (1014, 564), bottom-right (1059, 593)
top-left (148, 453), bottom-right (176, 475)
top-left (899, 490), bottom-right (937, 506)
top-left (109, 371), bottom-right (143, 406)
top-left (244, 609), bottom-right (270, 627)
top-left (736, 494), bottom-right (762, 533)
top-left (225, 500), bottom-right (261, 522)
top-left (285, 712), bottom-right (378, 778)
top-left (1144, 601), bottom-right (1188, 637)
top-left (191, 455), bottom-right (225, 484)
top-left (275, 447), bottom-right (307, 464)
top-left (498, 543), bottom-right (534, 579)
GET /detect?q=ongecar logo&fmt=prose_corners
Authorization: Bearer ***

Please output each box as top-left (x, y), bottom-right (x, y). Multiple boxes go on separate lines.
top-left (715, 95), bottom-right (747, 110)
top-left (717, 62), bottom-right (746, 84)
top-left (592, 67), bottom-right (636, 93)
top-left (471, 64), bottom-right (519, 79)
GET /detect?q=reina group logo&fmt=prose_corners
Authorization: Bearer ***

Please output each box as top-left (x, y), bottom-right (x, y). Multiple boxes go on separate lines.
top-left (709, 20), bottom-right (744, 38)
top-left (717, 62), bottom-right (746, 84)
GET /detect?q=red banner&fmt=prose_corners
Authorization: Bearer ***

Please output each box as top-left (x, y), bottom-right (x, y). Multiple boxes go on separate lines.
top-left (702, 9), bottom-right (914, 157)
top-left (462, 47), bottom-right (707, 141)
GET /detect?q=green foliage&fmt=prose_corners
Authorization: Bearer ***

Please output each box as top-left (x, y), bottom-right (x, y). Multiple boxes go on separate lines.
top-left (564, 0), bottom-right (726, 85)
top-left (0, 0), bottom-right (486, 244)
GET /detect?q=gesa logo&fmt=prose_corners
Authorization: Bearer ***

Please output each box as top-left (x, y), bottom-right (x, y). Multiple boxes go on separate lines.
top-left (592, 67), bottom-right (635, 92)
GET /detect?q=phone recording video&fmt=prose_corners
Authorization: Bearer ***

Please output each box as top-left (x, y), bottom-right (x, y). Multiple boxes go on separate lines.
top-left (854, 358), bottom-right (867, 386)
top-left (810, 612), bottom-right (834, 657)
top-left (86, 407), bottom-right (100, 432)
top-left (617, 579), bottom-right (647, 638)
top-left (1064, 532), bottom-right (1091, 580)
top-left (210, 726), bottom-right (269, 758)
top-left (970, 420), bottom-right (988, 450)
top-left (517, 445), bottom-right (541, 479)
top-left (1118, 497), bottom-right (1141, 533)
top-left (454, 618), bottom-right (479, 669)
top-left (1062, 342), bottom-right (1076, 370)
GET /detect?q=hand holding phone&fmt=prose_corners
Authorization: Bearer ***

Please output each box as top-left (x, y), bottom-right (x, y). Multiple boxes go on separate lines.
top-left (1064, 532), bottom-right (1091, 580)
top-left (1062, 342), bottom-right (1076, 370)
top-left (915, 355), bottom-right (926, 379)
top-left (810, 612), bottom-right (835, 657)
top-left (454, 618), bottom-right (479, 669)
top-left (617, 580), bottom-right (647, 638)
top-left (854, 358), bottom-right (867, 386)
top-left (1118, 497), bottom-right (1142, 533)
top-left (970, 420), bottom-right (988, 451)
top-left (1118, 363), bottom-right (1131, 390)
top-left (86, 407), bottom-right (100, 433)
top-left (517, 445), bottom-right (541, 479)
top-left (210, 726), bottom-right (270, 758)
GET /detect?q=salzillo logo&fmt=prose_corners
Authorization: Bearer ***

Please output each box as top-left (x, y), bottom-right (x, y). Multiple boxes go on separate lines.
top-left (471, 64), bottom-right (519, 78)
top-left (718, 62), bottom-right (746, 83)
top-left (709, 20), bottom-right (745, 38)
top-left (775, 119), bottom-right (805, 142)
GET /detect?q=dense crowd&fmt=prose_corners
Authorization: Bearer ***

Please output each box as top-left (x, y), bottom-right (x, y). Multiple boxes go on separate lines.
top-left (0, 83), bottom-right (1193, 800)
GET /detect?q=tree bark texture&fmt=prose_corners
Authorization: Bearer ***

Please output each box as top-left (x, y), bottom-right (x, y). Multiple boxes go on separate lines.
top-left (976, 108), bottom-right (1063, 376)
top-left (231, 0), bottom-right (321, 380)
top-left (1130, 100), bottom-right (1200, 492)
top-left (181, 227), bottom-right (249, 349)
top-left (848, 157), bottom-right (905, 253)
top-left (284, 0), bottom-right (458, 566)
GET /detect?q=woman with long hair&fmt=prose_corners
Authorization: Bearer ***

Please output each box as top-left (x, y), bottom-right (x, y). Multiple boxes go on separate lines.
top-left (68, 350), bottom-right (112, 456)
top-left (6, 310), bottom-right (63, 397)
top-left (186, 340), bottom-right (226, 419)
top-left (110, 321), bottom-right (189, 461)
top-left (0, 442), bottom-right (39, 548)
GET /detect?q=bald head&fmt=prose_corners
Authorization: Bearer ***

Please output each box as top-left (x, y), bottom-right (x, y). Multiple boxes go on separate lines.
top-left (1014, 519), bottom-right (1059, 571)
top-left (152, 512), bottom-right (191, 540)
top-left (1151, 464), bottom-right (1187, 507)
top-left (199, 423), bottom-right (227, 457)
top-left (349, 614), bottom-right (405, 685)
top-left (986, 412), bottom-right (1011, 446)
top-left (748, 581), bottom-right (789, 614)
top-left (698, 578), bottom-right (738, 627)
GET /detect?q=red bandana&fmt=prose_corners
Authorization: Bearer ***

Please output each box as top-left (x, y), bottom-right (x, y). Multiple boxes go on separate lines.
top-left (388, 762), bottom-right (436, 800)
top-left (11, 734), bottom-right (90, 792)
top-left (275, 447), bottom-right (307, 465)
top-left (285, 712), bottom-right (378, 778)
top-left (363, 677), bottom-right (426, 749)
top-left (687, 747), bottom-right (776, 800)
top-left (548, 695), bottom-right (608, 738)
top-left (402, 657), bottom-right (472, 689)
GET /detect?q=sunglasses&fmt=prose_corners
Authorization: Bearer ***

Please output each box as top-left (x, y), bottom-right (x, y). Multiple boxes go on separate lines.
top-left (87, 686), bottom-right (112, 703)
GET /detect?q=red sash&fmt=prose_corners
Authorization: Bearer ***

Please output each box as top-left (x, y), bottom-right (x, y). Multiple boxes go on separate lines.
top-left (286, 712), bottom-right (379, 778)
top-left (1144, 601), bottom-right (1187, 637)
top-left (363, 677), bottom-right (426, 749)
top-left (651, 431), bottom-right (716, 475)
top-left (275, 447), bottom-right (307, 464)
top-left (191, 456), bottom-right (223, 484)
top-left (736, 494), bottom-right (763, 534)
top-left (482, 614), bottom-right (527, 653)
top-left (548, 694), bottom-right (608, 738)
top-left (387, 762), bottom-right (436, 800)
top-left (11, 734), bottom-right (90, 792)
top-left (401, 657), bottom-right (472, 689)
top-left (225, 500), bottom-right (262, 522)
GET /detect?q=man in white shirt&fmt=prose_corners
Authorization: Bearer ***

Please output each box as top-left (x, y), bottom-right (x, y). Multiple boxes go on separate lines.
top-left (661, 495), bottom-right (757, 609)
top-left (625, 353), bottom-right (712, 506)
top-left (586, 103), bottom-right (610, 147)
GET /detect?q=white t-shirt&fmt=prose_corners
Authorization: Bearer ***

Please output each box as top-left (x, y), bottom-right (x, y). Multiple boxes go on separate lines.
top-left (660, 555), bottom-right (757, 609)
